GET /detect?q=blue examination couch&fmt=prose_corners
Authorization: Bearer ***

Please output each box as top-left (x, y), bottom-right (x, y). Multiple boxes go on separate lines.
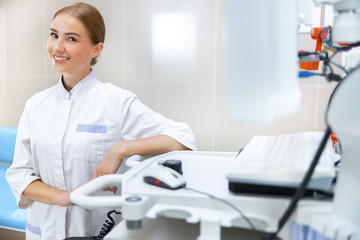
top-left (0, 126), bottom-right (27, 231)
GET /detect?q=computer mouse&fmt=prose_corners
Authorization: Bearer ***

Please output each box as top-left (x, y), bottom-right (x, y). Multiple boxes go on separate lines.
top-left (142, 166), bottom-right (186, 190)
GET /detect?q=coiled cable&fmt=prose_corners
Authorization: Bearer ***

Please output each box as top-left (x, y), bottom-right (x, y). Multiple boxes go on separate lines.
top-left (97, 209), bottom-right (122, 240)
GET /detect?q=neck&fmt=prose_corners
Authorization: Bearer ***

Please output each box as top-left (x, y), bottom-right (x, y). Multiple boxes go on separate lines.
top-left (62, 68), bottom-right (91, 92)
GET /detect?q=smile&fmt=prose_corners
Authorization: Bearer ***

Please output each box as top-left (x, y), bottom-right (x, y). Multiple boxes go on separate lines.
top-left (54, 56), bottom-right (70, 61)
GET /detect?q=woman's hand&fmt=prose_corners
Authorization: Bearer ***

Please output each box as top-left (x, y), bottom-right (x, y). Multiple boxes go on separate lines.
top-left (56, 190), bottom-right (73, 207)
top-left (23, 180), bottom-right (75, 207)
top-left (92, 142), bottom-right (126, 192)
top-left (92, 142), bottom-right (125, 178)
top-left (91, 135), bottom-right (189, 192)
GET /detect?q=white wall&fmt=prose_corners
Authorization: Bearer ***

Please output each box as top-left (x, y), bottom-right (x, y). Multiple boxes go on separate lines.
top-left (0, 0), bottom-right (339, 151)
top-left (0, 2), bottom-right (7, 125)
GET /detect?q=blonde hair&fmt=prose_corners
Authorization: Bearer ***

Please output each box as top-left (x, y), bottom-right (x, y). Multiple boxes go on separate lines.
top-left (53, 2), bottom-right (105, 66)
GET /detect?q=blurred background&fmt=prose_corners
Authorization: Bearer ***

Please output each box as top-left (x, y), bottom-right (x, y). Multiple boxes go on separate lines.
top-left (0, 0), bottom-right (339, 152)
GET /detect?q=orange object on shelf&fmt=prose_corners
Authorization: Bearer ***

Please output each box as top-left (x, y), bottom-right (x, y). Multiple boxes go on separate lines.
top-left (331, 132), bottom-right (338, 144)
top-left (299, 27), bottom-right (325, 70)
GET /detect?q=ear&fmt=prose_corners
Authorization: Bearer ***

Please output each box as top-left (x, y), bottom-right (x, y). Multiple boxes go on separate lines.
top-left (92, 42), bottom-right (104, 58)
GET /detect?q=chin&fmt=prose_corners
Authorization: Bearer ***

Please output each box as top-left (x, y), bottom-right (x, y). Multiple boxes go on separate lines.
top-left (52, 65), bottom-right (68, 74)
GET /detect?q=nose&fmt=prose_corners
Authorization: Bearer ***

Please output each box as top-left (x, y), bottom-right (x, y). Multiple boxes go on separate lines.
top-left (53, 39), bottom-right (65, 53)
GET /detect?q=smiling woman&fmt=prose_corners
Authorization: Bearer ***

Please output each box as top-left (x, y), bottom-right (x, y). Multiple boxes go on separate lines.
top-left (47, 3), bottom-right (104, 91)
top-left (52, 2), bottom-right (105, 66)
top-left (6, 2), bottom-right (196, 239)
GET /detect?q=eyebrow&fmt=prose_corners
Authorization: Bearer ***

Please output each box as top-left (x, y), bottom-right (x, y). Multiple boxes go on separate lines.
top-left (50, 28), bottom-right (81, 38)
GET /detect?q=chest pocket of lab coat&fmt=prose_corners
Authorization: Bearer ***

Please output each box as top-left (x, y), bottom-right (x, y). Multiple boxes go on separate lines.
top-left (68, 123), bottom-right (108, 171)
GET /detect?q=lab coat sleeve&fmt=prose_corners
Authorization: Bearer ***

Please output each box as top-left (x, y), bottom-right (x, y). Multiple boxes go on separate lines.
top-left (6, 100), bottom-right (40, 209)
top-left (120, 94), bottom-right (197, 151)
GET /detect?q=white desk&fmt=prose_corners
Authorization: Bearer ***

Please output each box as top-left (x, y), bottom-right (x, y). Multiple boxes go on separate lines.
top-left (105, 217), bottom-right (278, 240)
top-left (101, 151), bottom-right (332, 240)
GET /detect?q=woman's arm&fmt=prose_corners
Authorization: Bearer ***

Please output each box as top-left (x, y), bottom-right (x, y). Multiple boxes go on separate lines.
top-left (23, 180), bottom-right (72, 207)
top-left (92, 134), bottom-right (189, 179)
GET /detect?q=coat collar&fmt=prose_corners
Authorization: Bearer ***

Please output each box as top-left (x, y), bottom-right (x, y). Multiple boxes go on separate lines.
top-left (58, 70), bottom-right (98, 100)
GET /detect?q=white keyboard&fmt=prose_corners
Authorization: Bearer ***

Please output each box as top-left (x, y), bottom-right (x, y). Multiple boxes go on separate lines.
top-left (226, 132), bottom-right (338, 190)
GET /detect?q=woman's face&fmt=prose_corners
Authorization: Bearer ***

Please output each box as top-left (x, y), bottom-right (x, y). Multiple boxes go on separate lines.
top-left (47, 13), bottom-right (102, 79)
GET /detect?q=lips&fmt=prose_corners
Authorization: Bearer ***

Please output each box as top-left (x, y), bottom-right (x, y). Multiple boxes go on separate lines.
top-left (53, 55), bottom-right (70, 62)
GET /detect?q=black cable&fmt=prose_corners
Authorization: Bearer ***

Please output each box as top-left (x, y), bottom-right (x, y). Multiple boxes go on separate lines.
top-left (264, 127), bottom-right (332, 240)
top-left (298, 50), bottom-right (347, 81)
top-left (319, 51), bottom-right (340, 82)
top-left (321, 53), bottom-right (342, 81)
top-left (97, 209), bottom-right (122, 240)
top-left (184, 187), bottom-right (265, 240)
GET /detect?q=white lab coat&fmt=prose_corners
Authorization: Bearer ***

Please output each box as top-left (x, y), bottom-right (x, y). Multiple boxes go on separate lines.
top-left (6, 71), bottom-right (197, 240)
